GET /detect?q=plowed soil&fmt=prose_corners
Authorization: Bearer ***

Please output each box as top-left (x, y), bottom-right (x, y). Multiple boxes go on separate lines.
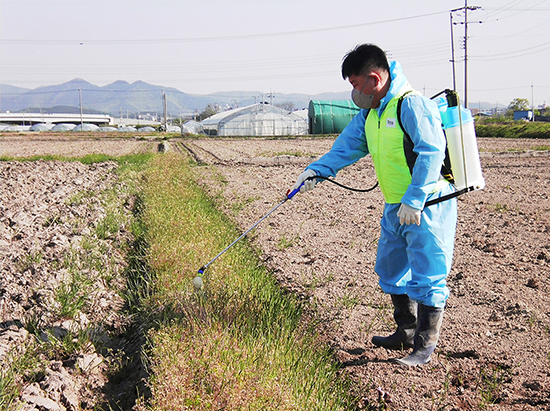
top-left (188, 137), bottom-right (550, 411)
top-left (1, 133), bottom-right (549, 410)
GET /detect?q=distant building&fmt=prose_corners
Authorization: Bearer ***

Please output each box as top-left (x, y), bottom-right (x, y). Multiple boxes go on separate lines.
top-left (513, 110), bottom-right (533, 121)
top-left (200, 103), bottom-right (307, 136)
top-left (470, 108), bottom-right (493, 117)
top-left (0, 112), bottom-right (112, 126)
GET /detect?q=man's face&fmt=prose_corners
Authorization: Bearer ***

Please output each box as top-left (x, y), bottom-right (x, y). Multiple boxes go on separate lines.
top-left (348, 73), bottom-right (380, 109)
top-left (348, 74), bottom-right (371, 93)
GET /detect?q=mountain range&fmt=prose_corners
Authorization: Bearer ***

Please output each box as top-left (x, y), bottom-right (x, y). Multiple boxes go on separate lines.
top-left (0, 78), bottom-right (350, 117)
top-left (0, 78), bottom-right (504, 117)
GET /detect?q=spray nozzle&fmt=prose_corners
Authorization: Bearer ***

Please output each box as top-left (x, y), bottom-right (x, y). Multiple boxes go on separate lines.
top-left (193, 267), bottom-right (205, 290)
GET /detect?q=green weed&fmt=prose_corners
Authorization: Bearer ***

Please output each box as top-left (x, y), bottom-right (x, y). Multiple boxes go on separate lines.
top-left (96, 209), bottom-right (123, 240)
top-left (66, 189), bottom-right (95, 206)
top-left (527, 313), bottom-right (537, 329)
top-left (477, 365), bottom-right (512, 409)
top-left (430, 368), bottom-right (452, 411)
top-left (492, 203), bottom-right (509, 213)
top-left (338, 293), bottom-right (360, 310)
top-left (0, 340), bottom-right (46, 410)
top-left (0, 153), bottom-right (151, 410)
top-left (229, 195), bottom-right (259, 214)
top-left (14, 252), bottom-right (43, 273)
top-left (475, 122), bottom-right (550, 139)
top-left (308, 270), bottom-right (334, 289)
top-left (277, 232), bottom-right (299, 250)
top-left (55, 271), bottom-right (93, 319)
top-left (43, 214), bottom-right (63, 227)
top-left (0, 365), bottom-right (18, 410)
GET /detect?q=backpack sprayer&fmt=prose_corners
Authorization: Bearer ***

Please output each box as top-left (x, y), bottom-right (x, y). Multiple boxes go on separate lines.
top-left (194, 89), bottom-right (485, 289)
top-left (403, 89), bottom-right (485, 208)
top-left (434, 89), bottom-right (485, 193)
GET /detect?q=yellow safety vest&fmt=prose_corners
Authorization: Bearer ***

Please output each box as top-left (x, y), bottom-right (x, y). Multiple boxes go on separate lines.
top-left (365, 87), bottom-right (416, 204)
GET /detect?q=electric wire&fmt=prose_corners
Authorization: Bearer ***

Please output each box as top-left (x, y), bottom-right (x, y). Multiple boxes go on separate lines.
top-left (3, 4), bottom-right (548, 98)
top-left (482, 0), bottom-right (547, 21)
top-left (1, 10), bottom-right (449, 45)
top-left (470, 41), bottom-right (550, 60)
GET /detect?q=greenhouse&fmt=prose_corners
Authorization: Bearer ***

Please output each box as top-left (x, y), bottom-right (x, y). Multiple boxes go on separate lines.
top-left (308, 100), bottom-right (360, 134)
top-left (137, 126), bottom-right (156, 133)
top-left (30, 123), bottom-right (54, 131)
top-left (201, 103), bottom-right (307, 137)
top-left (181, 120), bottom-right (204, 135)
top-left (73, 123), bottom-right (99, 131)
top-left (51, 123), bottom-right (76, 132)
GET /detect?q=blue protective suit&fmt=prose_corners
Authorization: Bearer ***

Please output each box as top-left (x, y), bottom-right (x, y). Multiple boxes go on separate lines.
top-left (305, 61), bottom-right (457, 308)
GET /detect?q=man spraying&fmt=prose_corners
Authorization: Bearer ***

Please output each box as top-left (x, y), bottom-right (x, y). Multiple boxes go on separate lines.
top-left (294, 43), bottom-right (457, 366)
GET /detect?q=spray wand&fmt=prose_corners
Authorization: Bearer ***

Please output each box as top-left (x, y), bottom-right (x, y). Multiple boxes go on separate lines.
top-left (193, 176), bottom-right (380, 289)
top-left (193, 182), bottom-right (305, 289)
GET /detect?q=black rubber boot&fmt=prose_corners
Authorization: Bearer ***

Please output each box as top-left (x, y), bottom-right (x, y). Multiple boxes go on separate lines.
top-left (372, 294), bottom-right (417, 349)
top-left (394, 303), bottom-right (444, 366)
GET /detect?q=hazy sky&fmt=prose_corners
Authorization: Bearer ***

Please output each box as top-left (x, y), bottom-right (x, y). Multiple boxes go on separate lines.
top-left (1, 0), bottom-right (549, 107)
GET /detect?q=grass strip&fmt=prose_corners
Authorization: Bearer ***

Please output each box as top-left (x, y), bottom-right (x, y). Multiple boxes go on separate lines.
top-left (475, 121), bottom-right (550, 139)
top-left (135, 153), bottom-right (359, 410)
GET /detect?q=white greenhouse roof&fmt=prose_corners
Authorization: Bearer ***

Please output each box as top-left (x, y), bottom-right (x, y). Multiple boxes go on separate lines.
top-left (201, 103), bottom-right (307, 137)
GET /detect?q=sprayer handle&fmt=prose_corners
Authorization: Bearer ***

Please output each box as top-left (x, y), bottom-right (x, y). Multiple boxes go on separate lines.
top-left (286, 182), bottom-right (304, 199)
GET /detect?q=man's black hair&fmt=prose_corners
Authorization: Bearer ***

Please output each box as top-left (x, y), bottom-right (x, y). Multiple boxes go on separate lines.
top-left (341, 44), bottom-right (390, 79)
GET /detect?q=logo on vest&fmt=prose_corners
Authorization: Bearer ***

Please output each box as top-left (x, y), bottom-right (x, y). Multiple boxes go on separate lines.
top-left (386, 118), bottom-right (397, 128)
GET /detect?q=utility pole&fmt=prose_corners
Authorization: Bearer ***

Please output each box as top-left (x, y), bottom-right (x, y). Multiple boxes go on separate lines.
top-left (451, 1), bottom-right (481, 107)
top-left (267, 90), bottom-right (275, 105)
top-left (531, 83), bottom-right (535, 121)
top-left (464, 0), bottom-right (471, 107)
top-left (162, 90), bottom-right (168, 130)
top-left (78, 89), bottom-right (84, 129)
top-left (450, 11), bottom-right (457, 91)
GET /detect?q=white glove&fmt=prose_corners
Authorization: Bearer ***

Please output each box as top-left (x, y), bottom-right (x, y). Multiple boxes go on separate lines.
top-left (293, 169), bottom-right (318, 193)
top-left (397, 203), bottom-right (422, 225)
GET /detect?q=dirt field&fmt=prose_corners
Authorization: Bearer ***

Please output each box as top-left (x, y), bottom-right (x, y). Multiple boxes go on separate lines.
top-left (1, 133), bottom-right (549, 410)
top-left (188, 137), bottom-right (550, 411)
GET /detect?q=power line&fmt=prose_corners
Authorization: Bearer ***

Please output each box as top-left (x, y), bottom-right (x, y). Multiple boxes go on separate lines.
top-left (0, 10), bottom-right (449, 45)
top-left (470, 15), bottom-right (550, 40)
top-left (1, 54), bottom-right (339, 75)
top-left (470, 84), bottom-right (548, 92)
top-left (482, 0), bottom-right (527, 19)
top-left (470, 41), bottom-right (550, 60)
top-left (482, 0), bottom-right (548, 21)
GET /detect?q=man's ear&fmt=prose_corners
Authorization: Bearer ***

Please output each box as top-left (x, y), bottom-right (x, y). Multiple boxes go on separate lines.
top-left (368, 72), bottom-right (382, 88)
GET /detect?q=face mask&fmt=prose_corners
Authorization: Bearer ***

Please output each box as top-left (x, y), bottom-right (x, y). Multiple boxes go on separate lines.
top-left (351, 88), bottom-right (374, 109)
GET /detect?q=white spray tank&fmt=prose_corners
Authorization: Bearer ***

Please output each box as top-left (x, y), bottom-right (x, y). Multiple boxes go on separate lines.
top-left (434, 90), bottom-right (485, 193)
